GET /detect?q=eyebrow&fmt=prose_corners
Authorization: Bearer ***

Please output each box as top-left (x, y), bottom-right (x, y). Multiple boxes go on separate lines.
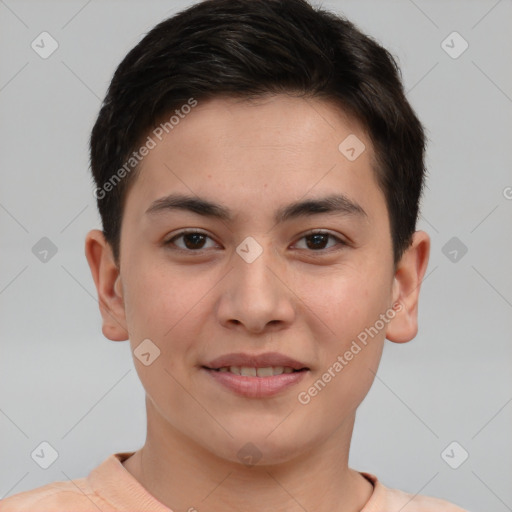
top-left (145, 192), bottom-right (367, 224)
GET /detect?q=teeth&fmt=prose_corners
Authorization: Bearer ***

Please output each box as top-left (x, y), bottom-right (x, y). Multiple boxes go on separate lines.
top-left (257, 367), bottom-right (274, 377)
top-left (215, 366), bottom-right (298, 376)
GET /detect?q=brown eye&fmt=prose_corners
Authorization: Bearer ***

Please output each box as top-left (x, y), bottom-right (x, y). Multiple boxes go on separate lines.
top-left (294, 231), bottom-right (346, 251)
top-left (182, 233), bottom-right (206, 249)
top-left (305, 233), bottom-right (330, 250)
top-left (165, 231), bottom-right (217, 251)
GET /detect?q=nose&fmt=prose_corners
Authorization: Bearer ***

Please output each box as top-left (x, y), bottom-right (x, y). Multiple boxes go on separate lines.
top-left (216, 241), bottom-right (296, 334)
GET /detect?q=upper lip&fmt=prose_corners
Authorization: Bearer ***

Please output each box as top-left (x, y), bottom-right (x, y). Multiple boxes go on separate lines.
top-left (204, 352), bottom-right (309, 370)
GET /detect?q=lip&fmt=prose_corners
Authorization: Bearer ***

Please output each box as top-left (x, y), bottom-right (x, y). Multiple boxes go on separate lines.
top-left (201, 352), bottom-right (310, 398)
top-left (202, 367), bottom-right (308, 398)
top-left (204, 352), bottom-right (309, 371)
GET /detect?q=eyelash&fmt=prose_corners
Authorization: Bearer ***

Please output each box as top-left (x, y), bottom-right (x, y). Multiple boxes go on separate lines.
top-left (163, 229), bottom-right (348, 254)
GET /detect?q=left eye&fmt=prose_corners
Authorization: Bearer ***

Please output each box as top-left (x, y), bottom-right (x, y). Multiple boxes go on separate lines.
top-left (293, 232), bottom-right (345, 251)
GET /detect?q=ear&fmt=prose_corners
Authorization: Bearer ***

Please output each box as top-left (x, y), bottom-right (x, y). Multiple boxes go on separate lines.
top-left (84, 229), bottom-right (129, 341)
top-left (386, 230), bottom-right (430, 344)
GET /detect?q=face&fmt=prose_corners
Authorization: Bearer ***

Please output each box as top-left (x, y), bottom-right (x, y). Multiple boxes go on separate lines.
top-left (92, 95), bottom-right (420, 465)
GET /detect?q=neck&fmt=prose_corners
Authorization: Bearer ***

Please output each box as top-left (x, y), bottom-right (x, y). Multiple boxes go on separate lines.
top-left (123, 398), bottom-right (373, 512)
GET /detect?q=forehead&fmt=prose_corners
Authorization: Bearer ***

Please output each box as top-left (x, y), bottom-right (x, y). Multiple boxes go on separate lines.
top-left (163, 94), bottom-right (369, 162)
top-left (124, 94), bottom-right (386, 227)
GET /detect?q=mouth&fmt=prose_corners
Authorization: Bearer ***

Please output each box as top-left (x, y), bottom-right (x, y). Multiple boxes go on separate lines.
top-left (203, 366), bottom-right (308, 377)
top-left (203, 351), bottom-right (309, 372)
top-left (201, 352), bottom-right (310, 397)
top-left (201, 359), bottom-right (309, 397)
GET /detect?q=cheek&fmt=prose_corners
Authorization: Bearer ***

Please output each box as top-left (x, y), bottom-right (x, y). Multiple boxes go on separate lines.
top-left (121, 266), bottom-right (203, 404)
top-left (302, 339), bottom-right (384, 424)
top-left (121, 263), bottom-right (220, 381)
top-left (122, 261), bottom-right (199, 337)
top-left (299, 267), bottom-right (391, 406)
top-left (296, 278), bottom-right (388, 419)
top-left (297, 265), bottom-right (389, 340)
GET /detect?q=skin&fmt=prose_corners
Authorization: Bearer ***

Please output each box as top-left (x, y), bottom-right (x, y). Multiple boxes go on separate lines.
top-left (85, 94), bottom-right (430, 512)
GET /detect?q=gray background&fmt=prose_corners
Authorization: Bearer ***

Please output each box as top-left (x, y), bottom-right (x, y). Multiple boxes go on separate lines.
top-left (1, 1), bottom-right (511, 511)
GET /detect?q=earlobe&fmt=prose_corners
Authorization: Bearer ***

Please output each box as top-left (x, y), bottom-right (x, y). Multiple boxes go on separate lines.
top-left (386, 230), bottom-right (430, 344)
top-left (84, 229), bottom-right (129, 342)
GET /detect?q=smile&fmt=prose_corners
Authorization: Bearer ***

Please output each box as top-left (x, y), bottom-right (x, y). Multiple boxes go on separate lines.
top-left (202, 366), bottom-right (308, 398)
top-left (210, 366), bottom-right (303, 377)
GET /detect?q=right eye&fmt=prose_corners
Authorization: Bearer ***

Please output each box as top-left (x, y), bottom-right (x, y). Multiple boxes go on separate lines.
top-left (164, 230), bottom-right (220, 252)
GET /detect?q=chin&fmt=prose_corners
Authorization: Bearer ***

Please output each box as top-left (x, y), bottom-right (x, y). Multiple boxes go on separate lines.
top-left (205, 429), bottom-right (314, 468)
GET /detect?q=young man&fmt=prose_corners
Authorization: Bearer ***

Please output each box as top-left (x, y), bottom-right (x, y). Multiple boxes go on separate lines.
top-left (1, 0), bottom-right (468, 510)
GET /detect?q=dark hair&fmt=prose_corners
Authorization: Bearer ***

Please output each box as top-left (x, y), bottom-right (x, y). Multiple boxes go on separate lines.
top-left (90, 0), bottom-right (426, 267)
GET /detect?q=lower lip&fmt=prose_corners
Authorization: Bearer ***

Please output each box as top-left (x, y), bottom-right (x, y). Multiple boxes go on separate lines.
top-left (202, 368), bottom-right (308, 398)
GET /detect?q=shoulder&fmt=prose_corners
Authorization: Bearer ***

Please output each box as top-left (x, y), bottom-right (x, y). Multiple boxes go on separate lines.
top-left (0, 478), bottom-right (111, 512)
top-left (361, 472), bottom-right (470, 512)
